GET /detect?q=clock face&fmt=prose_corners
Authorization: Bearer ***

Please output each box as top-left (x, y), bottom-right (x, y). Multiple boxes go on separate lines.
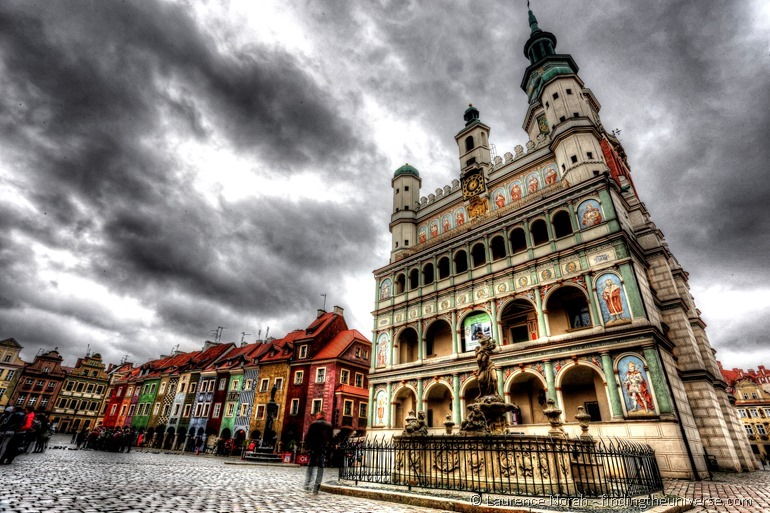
top-left (462, 170), bottom-right (485, 198)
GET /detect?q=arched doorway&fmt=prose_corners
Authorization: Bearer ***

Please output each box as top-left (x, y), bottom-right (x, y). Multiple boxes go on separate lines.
top-left (560, 365), bottom-right (609, 422)
top-left (425, 320), bottom-right (452, 358)
top-left (500, 299), bottom-right (538, 344)
top-left (546, 287), bottom-right (591, 335)
top-left (424, 383), bottom-right (452, 428)
top-left (393, 387), bottom-right (417, 430)
top-left (508, 373), bottom-right (547, 424)
top-left (461, 378), bottom-right (481, 417)
top-left (396, 327), bottom-right (419, 364)
top-left (220, 428), bottom-right (232, 440)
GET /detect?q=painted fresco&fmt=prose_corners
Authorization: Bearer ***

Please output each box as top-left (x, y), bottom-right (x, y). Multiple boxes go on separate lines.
top-left (418, 226), bottom-right (427, 244)
top-left (618, 355), bottom-right (656, 416)
top-left (578, 199), bottom-right (603, 228)
top-left (544, 164), bottom-right (559, 185)
top-left (441, 214), bottom-right (453, 233)
top-left (492, 188), bottom-right (506, 209)
top-left (509, 180), bottom-right (523, 202)
top-left (455, 207), bottom-right (467, 227)
top-left (379, 278), bottom-right (392, 300)
top-left (375, 333), bottom-right (390, 368)
top-left (526, 172), bottom-right (541, 194)
top-left (429, 220), bottom-right (439, 238)
top-left (463, 312), bottom-right (492, 352)
top-left (374, 389), bottom-right (387, 426)
top-left (596, 272), bottom-right (631, 326)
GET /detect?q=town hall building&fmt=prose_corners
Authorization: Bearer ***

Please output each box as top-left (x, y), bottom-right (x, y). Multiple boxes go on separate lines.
top-left (367, 9), bottom-right (756, 479)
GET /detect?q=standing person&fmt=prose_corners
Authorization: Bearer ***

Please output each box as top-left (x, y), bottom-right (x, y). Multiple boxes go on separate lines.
top-left (303, 411), bottom-right (332, 494)
top-left (0, 407), bottom-right (16, 463)
top-left (124, 428), bottom-right (135, 453)
top-left (21, 409), bottom-right (36, 454)
top-left (33, 412), bottom-right (50, 453)
top-left (1, 407), bottom-right (27, 464)
top-left (75, 427), bottom-right (88, 449)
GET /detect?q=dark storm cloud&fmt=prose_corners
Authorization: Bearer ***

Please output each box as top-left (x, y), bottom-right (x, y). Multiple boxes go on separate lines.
top-left (0, 0), bottom-right (384, 364)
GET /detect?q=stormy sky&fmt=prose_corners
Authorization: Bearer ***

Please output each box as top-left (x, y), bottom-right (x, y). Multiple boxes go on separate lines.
top-left (0, 0), bottom-right (768, 371)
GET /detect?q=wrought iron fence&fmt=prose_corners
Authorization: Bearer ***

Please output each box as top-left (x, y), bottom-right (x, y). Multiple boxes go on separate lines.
top-left (339, 435), bottom-right (663, 498)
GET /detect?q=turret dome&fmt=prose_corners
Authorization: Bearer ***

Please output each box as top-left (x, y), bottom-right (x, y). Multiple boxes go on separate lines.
top-left (394, 163), bottom-right (419, 177)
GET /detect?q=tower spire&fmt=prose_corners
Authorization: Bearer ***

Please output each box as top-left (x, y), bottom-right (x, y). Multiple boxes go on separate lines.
top-left (527, 1), bottom-right (540, 33)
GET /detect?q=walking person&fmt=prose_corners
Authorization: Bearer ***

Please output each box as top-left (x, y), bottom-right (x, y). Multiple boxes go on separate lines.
top-left (33, 412), bottom-right (51, 453)
top-left (303, 411), bottom-right (332, 494)
top-left (1, 406), bottom-right (27, 464)
top-left (0, 406), bottom-right (17, 463)
top-left (75, 427), bottom-right (88, 449)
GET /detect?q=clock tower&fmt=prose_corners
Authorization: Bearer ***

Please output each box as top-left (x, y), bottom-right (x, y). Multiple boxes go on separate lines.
top-left (455, 104), bottom-right (492, 218)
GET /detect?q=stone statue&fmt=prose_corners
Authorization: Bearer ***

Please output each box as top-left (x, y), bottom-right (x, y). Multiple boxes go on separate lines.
top-left (403, 410), bottom-right (428, 436)
top-left (460, 403), bottom-right (488, 433)
top-left (474, 334), bottom-right (498, 397)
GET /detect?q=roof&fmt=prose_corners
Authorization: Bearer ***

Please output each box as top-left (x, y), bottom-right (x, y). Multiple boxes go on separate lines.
top-left (394, 163), bottom-right (419, 178)
top-left (336, 384), bottom-right (368, 398)
top-left (312, 329), bottom-right (370, 360)
top-left (719, 361), bottom-right (770, 387)
top-left (260, 330), bottom-right (306, 363)
top-left (0, 337), bottom-right (21, 348)
top-left (207, 343), bottom-right (262, 371)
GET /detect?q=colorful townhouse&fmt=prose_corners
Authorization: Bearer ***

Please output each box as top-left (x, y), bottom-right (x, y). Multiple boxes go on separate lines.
top-left (101, 361), bottom-right (135, 427)
top-left (10, 349), bottom-right (67, 414)
top-left (0, 338), bottom-right (25, 407)
top-left (233, 344), bottom-right (270, 440)
top-left (212, 343), bottom-right (262, 442)
top-left (721, 362), bottom-right (770, 461)
top-left (51, 353), bottom-right (109, 433)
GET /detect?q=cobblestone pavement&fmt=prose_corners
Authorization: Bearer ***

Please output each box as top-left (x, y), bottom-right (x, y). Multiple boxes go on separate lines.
top-left (664, 472), bottom-right (770, 513)
top-left (0, 438), bottom-right (449, 513)
top-left (3, 436), bottom-right (770, 513)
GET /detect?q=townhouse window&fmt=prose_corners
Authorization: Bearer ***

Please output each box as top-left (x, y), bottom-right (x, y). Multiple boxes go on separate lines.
top-left (315, 368), bottom-right (326, 383)
top-left (737, 408), bottom-right (746, 418)
top-left (758, 424), bottom-right (767, 435)
top-left (340, 370), bottom-right (350, 385)
top-left (128, 404), bottom-right (135, 416)
top-left (189, 383), bottom-right (197, 393)
top-left (752, 392), bottom-right (759, 399)
top-left (311, 399), bottom-right (323, 415)
top-left (274, 378), bottom-right (284, 391)
top-left (218, 378), bottom-right (227, 391)
top-left (744, 424), bottom-right (754, 435)
top-left (226, 403), bottom-right (235, 416)
top-left (212, 403), bottom-right (222, 418)
top-left (40, 397), bottom-right (49, 409)
top-left (294, 371), bottom-right (304, 385)
top-left (750, 408), bottom-right (760, 418)
top-left (173, 404), bottom-right (181, 416)
top-left (127, 386), bottom-right (134, 396)
top-left (359, 402), bottom-right (367, 418)
top-left (57, 398), bottom-right (67, 408)
top-left (256, 405), bottom-right (266, 420)
top-left (743, 393), bottom-right (749, 399)
top-left (231, 380), bottom-right (240, 391)
top-left (194, 404), bottom-right (202, 417)
top-left (6, 370), bottom-right (14, 381)
top-left (299, 345), bottom-right (308, 359)
top-left (259, 379), bottom-right (269, 393)
top-left (37, 380), bottom-right (45, 387)
top-left (202, 403), bottom-right (211, 417)
top-left (120, 405), bottom-right (127, 416)
top-left (162, 404), bottom-right (170, 416)
top-left (355, 348), bottom-right (360, 358)
top-left (764, 408), bottom-right (770, 418)
top-left (159, 382), bottom-right (166, 395)
top-left (182, 404), bottom-right (191, 417)
top-left (0, 387), bottom-right (4, 398)
top-left (153, 403), bottom-right (160, 415)
top-left (239, 403), bottom-right (249, 416)
top-left (290, 398), bottom-right (300, 416)
top-left (28, 396), bottom-right (37, 407)
top-left (65, 381), bottom-right (74, 391)
top-left (354, 373), bottom-right (364, 388)
top-left (343, 400), bottom-right (353, 417)
top-left (180, 383), bottom-right (186, 393)
top-left (2, 354), bottom-right (10, 362)
top-left (16, 395), bottom-right (25, 406)
top-left (86, 383), bottom-right (94, 393)
top-left (244, 379), bottom-right (253, 390)
top-left (47, 381), bottom-right (55, 389)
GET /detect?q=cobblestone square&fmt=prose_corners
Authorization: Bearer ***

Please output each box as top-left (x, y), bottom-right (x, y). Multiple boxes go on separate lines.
top-left (3, 437), bottom-right (770, 513)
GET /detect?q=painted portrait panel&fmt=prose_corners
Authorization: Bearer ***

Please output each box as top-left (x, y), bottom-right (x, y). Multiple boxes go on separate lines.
top-left (454, 207), bottom-right (467, 227)
top-left (617, 355), bottom-right (656, 416)
top-left (379, 278), bottom-right (392, 301)
top-left (492, 187), bottom-right (506, 210)
top-left (429, 220), bottom-right (439, 238)
top-left (374, 389), bottom-right (387, 426)
top-left (508, 180), bottom-right (523, 202)
top-left (526, 172), bottom-right (542, 194)
top-left (596, 272), bottom-right (631, 326)
top-left (577, 199), bottom-right (603, 228)
top-left (543, 164), bottom-right (559, 185)
top-left (462, 312), bottom-right (492, 352)
top-left (441, 214), bottom-right (453, 233)
top-left (418, 226), bottom-right (428, 244)
top-left (375, 333), bottom-right (390, 368)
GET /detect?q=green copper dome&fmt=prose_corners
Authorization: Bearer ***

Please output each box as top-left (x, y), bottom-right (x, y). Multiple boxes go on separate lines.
top-left (394, 163), bottom-right (419, 177)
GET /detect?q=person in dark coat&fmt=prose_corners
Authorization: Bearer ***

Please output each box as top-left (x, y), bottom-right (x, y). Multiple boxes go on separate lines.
top-left (303, 411), bottom-right (333, 494)
top-left (1, 406), bottom-right (27, 464)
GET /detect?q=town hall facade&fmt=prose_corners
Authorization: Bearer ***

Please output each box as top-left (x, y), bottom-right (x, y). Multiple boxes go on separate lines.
top-left (367, 9), bottom-right (755, 478)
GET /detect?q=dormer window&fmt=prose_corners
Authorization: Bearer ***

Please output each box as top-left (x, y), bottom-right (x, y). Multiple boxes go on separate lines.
top-left (298, 345), bottom-right (308, 359)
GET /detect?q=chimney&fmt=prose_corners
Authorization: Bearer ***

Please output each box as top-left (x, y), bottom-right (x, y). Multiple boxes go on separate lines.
top-left (203, 340), bottom-right (219, 350)
top-left (317, 309), bottom-right (326, 318)
top-left (333, 305), bottom-right (344, 316)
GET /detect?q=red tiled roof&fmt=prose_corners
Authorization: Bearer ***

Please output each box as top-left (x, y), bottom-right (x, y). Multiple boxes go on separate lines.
top-left (312, 329), bottom-right (370, 360)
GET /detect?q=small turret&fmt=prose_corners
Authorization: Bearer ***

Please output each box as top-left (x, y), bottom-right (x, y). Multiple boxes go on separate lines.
top-left (455, 105), bottom-right (491, 175)
top-left (390, 163), bottom-right (421, 261)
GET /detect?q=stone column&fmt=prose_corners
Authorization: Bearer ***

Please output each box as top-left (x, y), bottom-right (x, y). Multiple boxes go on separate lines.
top-left (544, 361), bottom-right (557, 405)
top-left (367, 385), bottom-right (375, 428)
top-left (642, 346), bottom-right (674, 415)
top-left (490, 300), bottom-right (499, 343)
top-left (451, 310), bottom-right (461, 354)
top-left (496, 368), bottom-right (505, 397)
top-left (619, 263), bottom-right (646, 318)
top-left (452, 375), bottom-right (461, 425)
top-left (416, 378), bottom-right (424, 411)
top-left (417, 321), bottom-right (425, 363)
top-left (584, 274), bottom-right (601, 327)
top-left (385, 382), bottom-right (393, 428)
top-left (534, 288), bottom-right (547, 338)
top-left (601, 352), bottom-right (624, 419)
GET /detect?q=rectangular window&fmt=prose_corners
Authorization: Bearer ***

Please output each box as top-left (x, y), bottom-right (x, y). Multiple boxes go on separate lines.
top-left (294, 371), bottom-right (304, 385)
top-left (315, 368), bottom-right (326, 383)
top-left (359, 402), bottom-right (367, 418)
top-left (162, 404), bottom-right (170, 416)
top-left (47, 381), bottom-right (55, 389)
top-left (183, 404), bottom-right (191, 417)
top-left (226, 403), bottom-right (235, 416)
top-left (2, 354), bottom-right (10, 362)
top-left (96, 385), bottom-right (104, 395)
top-left (153, 403), bottom-right (160, 415)
top-left (218, 378), bottom-right (227, 391)
top-left (159, 382), bottom-right (166, 395)
top-left (244, 379), bottom-right (253, 390)
top-left (299, 345), bottom-right (308, 359)
top-left (311, 399), bottom-right (323, 415)
top-left (25, 378), bottom-right (33, 385)
top-left (758, 424), bottom-right (767, 435)
top-left (231, 380), bottom-right (240, 391)
top-left (259, 379), bottom-right (269, 393)
top-left (65, 381), bottom-right (74, 391)
top-left (750, 408), bottom-right (760, 418)
top-left (6, 370), bottom-right (14, 381)
top-left (340, 370), bottom-right (350, 384)
top-left (752, 392), bottom-right (759, 399)
top-left (566, 88), bottom-right (573, 94)
top-left (110, 404), bottom-right (118, 416)
top-left (173, 404), bottom-right (181, 416)
top-left (150, 383), bottom-right (156, 395)
top-left (256, 405), bottom-right (266, 420)
top-left (213, 403), bottom-right (222, 418)
top-left (343, 399), bottom-right (353, 417)
top-left (745, 424), bottom-right (754, 435)
top-left (194, 403), bottom-right (202, 417)
top-left (189, 383), bottom-right (197, 394)
top-left (570, 155), bottom-right (578, 163)
top-left (202, 403), bottom-right (211, 417)
top-left (290, 398), bottom-right (300, 415)
top-left (354, 373), bottom-right (364, 388)
top-left (586, 151), bottom-right (594, 159)
top-left (240, 403), bottom-right (249, 416)
top-left (552, 92), bottom-right (559, 100)
top-left (120, 405), bottom-right (127, 416)
top-left (274, 378), bottom-right (283, 391)
top-left (764, 408), bottom-right (770, 418)
top-left (739, 408), bottom-right (747, 418)
top-left (37, 379), bottom-right (45, 387)
top-left (85, 383), bottom-right (94, 393)
top-left (180, 383), bottom-right (186, 393)
top-left (128, 404), bottom-right (135, 416)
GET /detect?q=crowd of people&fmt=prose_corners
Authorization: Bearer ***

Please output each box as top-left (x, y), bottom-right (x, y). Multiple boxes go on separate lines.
top-left (70, 426), bottom-right (136, 452)
top-left (0, 406), bottom-right (54, 464)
